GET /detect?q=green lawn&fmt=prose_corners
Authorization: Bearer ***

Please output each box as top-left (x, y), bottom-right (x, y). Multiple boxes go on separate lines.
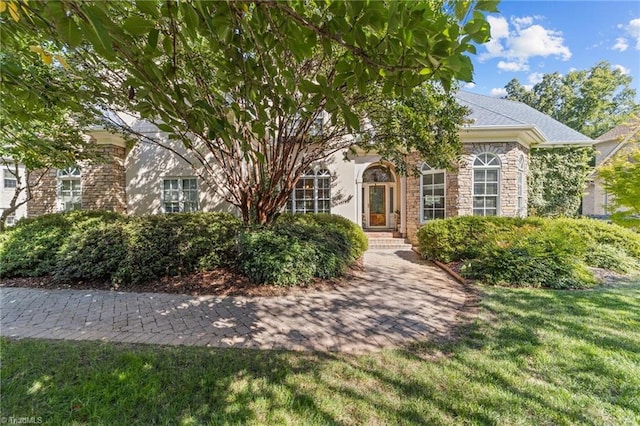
top-left (2, 280), bottom-right (639, 425)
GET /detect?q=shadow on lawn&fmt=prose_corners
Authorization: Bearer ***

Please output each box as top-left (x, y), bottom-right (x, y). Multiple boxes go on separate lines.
top-left (3, 281), bottom-right (639, 424)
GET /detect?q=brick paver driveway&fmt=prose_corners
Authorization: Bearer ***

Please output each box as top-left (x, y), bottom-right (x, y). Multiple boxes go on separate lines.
top-left (1, 249), bottom-right (470, 353)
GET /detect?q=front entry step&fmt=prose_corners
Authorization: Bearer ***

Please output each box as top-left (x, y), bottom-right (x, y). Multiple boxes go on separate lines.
top-left (365, 232), bottom-right (413, 249)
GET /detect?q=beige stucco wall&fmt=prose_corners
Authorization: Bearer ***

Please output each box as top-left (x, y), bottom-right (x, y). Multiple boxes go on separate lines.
top-left (125, 139), bottom-right (235, 216)
top-left (1, 162), bottom-right (28, 224)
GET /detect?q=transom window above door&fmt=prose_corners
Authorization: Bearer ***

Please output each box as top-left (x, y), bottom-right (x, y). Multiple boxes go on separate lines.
top-left (363, 165), bottom-right (395, 183)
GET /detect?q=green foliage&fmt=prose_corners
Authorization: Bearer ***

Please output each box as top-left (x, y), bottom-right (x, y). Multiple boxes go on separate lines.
top-left (3, 0), bottom-right (496, 225)
top-left (236, 229), bottom-right (318, 286)
top-left (598, 135), bottom-right (640, 218)
top-left (1, 211), bottom-right (364, 286)
top-left (504, 62), bottom-right (639, 138)
top-left (417, 216), bottom-right (542, 263)
top-left (528, 147), bottom-right (594, 217)
top-left (584, 244), bottom-right (640, 274)
top-left (276, 213), bottom-right (368, 260)
top-left (0, 212), bottom-right (242, 285)
top-left (418, 216), bottom-right (640, 288)
top-left (236, 213), bottom-right (367, 285)
top-left (366, 83), bottom-right (469, 173)
top-left (0, 211), bottom-right (125, 278)
top-left (114, 213), bottom-right (242, 285)
top-left (463, 226), bottom-right (596, 289)
top-left (54, 222), bottom-right (128, 282)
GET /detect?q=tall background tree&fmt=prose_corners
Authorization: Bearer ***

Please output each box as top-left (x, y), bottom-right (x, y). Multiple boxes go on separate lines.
top-left (1, 0), bottom-right (496, 224)
top-left (504, 61), bottom-right (639, 217)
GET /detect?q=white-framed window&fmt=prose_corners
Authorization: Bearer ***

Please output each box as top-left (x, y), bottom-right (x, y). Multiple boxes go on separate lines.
top-left (473, 153), bottom-right (500, 216)
top-left (287, 168), bottom-right (331, 214)
top-left (3, 167), bottom-right (17, 189)
top-left (57, 166), bottom-right (82, 211)
top-left (517, 153), bottom-right (526, 217)
top-left (420, 163), bottom-right (446, 222)
top-left (162, 178), bottom-right (199, 213)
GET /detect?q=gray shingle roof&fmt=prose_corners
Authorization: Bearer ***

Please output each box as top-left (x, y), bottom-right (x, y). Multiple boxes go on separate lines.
top-left (455, 91), bottom-right (593, 144)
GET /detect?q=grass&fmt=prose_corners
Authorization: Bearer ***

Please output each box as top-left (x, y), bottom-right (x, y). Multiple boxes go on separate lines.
top-left (2, 280), bottom-right (639, 425)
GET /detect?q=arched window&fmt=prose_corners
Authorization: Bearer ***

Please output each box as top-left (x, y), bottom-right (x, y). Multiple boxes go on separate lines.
top-left (420, 163), bottom-right (446, 221)
top-left (363, 165), bottom-right (395, 183)
top-left (473, 153), bottom-right (500, 216)
top-left (517, 153), bottom-right (526, 217)
top-left (57, 166), bottom-right (82, 211)
top-left (288, 168), bottom-right (331, 214)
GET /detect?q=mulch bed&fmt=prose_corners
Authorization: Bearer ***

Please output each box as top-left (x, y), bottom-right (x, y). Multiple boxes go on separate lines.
top-left (0, 259), bottom-right (365, 298)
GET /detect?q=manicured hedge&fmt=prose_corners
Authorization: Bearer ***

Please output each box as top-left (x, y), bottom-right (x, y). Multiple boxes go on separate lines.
top-left (417, 216), bottom-right (640, 289)
top-left (0, 211), bottom-right (242, 285)
top-left (0, 211), bottom-right (366, 287)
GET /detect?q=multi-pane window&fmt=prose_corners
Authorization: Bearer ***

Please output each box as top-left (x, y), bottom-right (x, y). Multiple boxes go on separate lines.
top-left (57, 166), bottom-right (82, 211)
top-left (3, 167), bottom-right (17, 188)
top-left (163, 178), bottom-right (198, 213)
top-left (420, 163), bottom-right (446, 221)
top-left (473, 153), bottom-right (500, 216)
top-left (517, 153), bottom-right (526, 217)
top-left (288, 169), bottom-right (331, 214)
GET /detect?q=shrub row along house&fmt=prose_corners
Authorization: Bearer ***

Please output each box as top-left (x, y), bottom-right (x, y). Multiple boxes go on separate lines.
top-left (4, 91), bottom-right (594, 243)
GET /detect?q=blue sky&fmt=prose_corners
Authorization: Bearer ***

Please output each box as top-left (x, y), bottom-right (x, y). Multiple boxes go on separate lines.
top-left (464, 0), bottom-right (640, 100)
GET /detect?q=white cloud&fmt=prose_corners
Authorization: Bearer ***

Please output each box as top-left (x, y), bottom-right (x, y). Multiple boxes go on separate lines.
top-left (497, 60), bottom-right (528, 72)
top-left (523, 84), bottom-right (534, 91)
top-left (512, 16), bottom-right (534, 29)
top-left (528, 72), bottom-right (544, 84)
top-left (490, 88), bottom-right (508, 97)
top-left (463, 82), bottom-right (476, 89)
top-left (614, 64), bottom-right (630, 75)
top-left (480, 15), bottom-right (572, 71)
top-left (627, 18), bottom-right (640, 50)
top-left (613, 37), bottom-right (629, 52)
top-left (509, 25), bottom-right (571, 60)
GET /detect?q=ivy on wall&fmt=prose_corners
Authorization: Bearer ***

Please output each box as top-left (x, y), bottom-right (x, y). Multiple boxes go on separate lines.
top-left (528, 147), bottom-right (594, 217)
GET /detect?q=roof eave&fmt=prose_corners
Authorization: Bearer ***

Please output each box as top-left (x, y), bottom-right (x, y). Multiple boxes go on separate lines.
top-left (459, 125), bottom-right (547, 147)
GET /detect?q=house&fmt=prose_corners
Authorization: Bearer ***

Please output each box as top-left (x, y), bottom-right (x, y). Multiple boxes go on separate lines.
top-left (582, 117), bottom-right (640, 217)
top-left (0, 161), bottom-right (27, 226)
top-left (23, 91), bottom-right (593, 242)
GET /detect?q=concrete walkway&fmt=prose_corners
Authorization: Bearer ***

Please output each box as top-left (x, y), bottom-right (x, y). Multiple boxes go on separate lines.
top-left (0, 249), bottom-right (470, 353)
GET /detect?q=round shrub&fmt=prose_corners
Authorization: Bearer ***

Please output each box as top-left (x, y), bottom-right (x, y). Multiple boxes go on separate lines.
top-left (276, 213), bottom-right (368, 260)
top-left (236, 229), bottom-right (317, 286)
top-left (274, 221), bottom-right (352, 279)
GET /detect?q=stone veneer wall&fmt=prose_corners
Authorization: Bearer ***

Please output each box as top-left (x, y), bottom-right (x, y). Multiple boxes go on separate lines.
top-left (27, 144), bottom-right (127, 217)
top-left (26, 169), bottom-right (58, 217)
top-left (404, 142), bottom-right (529, 245)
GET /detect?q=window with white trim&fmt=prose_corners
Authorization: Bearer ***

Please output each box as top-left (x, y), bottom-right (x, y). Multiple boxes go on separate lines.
top-left (420, 163), bottom-right (446, 221)
top-left (287, 169), bottom-right (331, 214)
top-left (163, 178), bottom-right (199, 213)
top-left (57, 166), bottom-right (82, 211)
top-left (517, 153), bottom-right (526, 217)
top-left (473, 153), bottom-right (500, 216)
top-left (3, 167), bottom-right (17, 189)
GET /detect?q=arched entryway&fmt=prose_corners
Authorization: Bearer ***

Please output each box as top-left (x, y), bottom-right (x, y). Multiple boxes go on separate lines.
top-left (362, 164), bottom-right (398, 229)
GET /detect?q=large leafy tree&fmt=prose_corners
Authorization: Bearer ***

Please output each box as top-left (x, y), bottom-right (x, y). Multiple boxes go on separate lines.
top-left (504, 61), bottom-right (639, 138)
top-left (0, 26), bottom-right (100, 230)
top-left (2, 0), bottom-right (496, 224)
top-left (504, 62), bottom-right (639, 217)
